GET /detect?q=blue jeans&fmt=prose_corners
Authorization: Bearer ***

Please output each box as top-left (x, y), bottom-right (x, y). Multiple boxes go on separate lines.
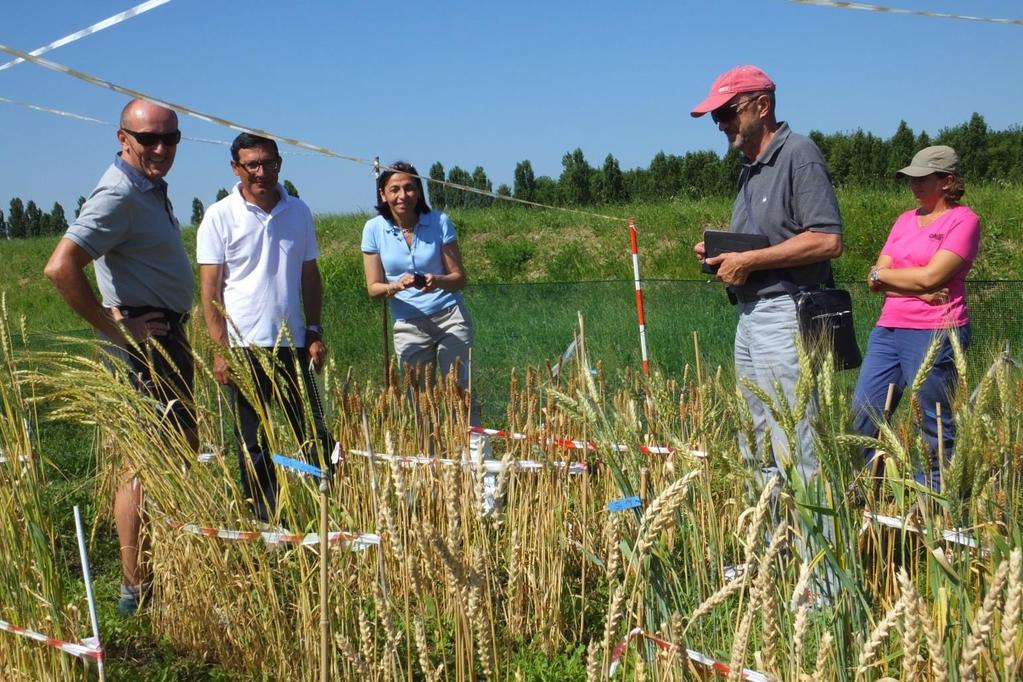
top-left (852, 325), bottom-right (969, 489)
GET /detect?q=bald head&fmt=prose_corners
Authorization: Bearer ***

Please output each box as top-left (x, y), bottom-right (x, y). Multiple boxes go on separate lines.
top-left (120, 98), bottom-right (177, 130)
top-left (117, 99), bottom-right (180, 181)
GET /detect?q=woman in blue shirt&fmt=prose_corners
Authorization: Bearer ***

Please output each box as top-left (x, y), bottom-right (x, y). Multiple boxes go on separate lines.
top-left (361, 161), bottom-right (475, 395)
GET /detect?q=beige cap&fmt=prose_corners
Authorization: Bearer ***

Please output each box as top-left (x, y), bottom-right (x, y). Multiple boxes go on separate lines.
top-left (896, 145), bottom-right (959, 177)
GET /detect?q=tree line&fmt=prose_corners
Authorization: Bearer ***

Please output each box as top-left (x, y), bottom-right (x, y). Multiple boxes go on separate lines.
top-left (1, 197), bottom-right (73, 239)
top-left (1, 180), bottom-right (304, 240)
top-left (428, 113), bottom-right (1023, 209)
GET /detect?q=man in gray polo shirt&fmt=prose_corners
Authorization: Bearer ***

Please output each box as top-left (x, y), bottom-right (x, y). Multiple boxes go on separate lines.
top-left (691, 66), bottom-right (842, 521)
top-left (44, 98), bottom-right (195, 616)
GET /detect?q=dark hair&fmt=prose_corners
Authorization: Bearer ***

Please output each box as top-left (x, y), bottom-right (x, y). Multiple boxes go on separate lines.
top-left (230, 133), bottom-right (280, 162)
top-left (375, 161), bottom-right (431, 221)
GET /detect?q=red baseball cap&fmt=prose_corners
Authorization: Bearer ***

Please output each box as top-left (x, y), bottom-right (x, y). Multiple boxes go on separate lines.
top-left (691, 65), bottom-right (776, 118)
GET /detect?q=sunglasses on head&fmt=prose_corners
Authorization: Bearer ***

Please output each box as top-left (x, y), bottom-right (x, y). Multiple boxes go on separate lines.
top-left (710, 96), bottom-right (759, 125)
top-left (121, 128), bottom-right (182, 147)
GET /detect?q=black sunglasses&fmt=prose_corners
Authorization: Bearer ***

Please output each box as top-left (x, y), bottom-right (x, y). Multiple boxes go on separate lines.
top-left (121, 128), bottom-right (182, 147)
top-left (710, 96), bottom-right (759, 125)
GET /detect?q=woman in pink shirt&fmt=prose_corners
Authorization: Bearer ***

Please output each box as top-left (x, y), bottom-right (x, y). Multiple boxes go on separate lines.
top-left (852, 145), bottom-right (980, 490)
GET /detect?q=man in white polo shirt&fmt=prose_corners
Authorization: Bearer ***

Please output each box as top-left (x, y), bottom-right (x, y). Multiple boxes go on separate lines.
top-left (197, 132), bottom-right (331, 522)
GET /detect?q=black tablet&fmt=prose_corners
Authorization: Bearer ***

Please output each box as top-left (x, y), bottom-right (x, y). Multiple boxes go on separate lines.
top-left (702, 230), bottom-right (770, 274)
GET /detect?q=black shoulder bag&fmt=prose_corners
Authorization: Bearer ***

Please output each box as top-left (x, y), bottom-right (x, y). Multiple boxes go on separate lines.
top-left (742, 170), bottom-right (862, 370)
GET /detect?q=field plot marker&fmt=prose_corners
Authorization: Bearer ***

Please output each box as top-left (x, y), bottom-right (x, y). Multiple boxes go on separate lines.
top-left (74, 505), bottom-right (106, 681)
top-left (629, 218), bottom-right (651, 374)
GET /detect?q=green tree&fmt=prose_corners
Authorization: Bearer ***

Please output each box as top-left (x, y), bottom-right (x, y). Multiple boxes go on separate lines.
top-left (446, 166), bottom-right (473, 209)
top-left (915, 130), bottom-right (931, 152)
top-left (25, 200), bottom-right (42, 238)
top-left (887, 120), bottom-right (916, 176)
top-left (283, 180), bottom-right (300, 198)
top-left (0, 210), bottom-right (6, 239)
top-left (559, 148), bottom-right (593, 205)
top-left (496, 184), bottom-right (511, 198)
top-left (986, 127), bottom-right (1023, 182)
top-left (591, 153), bottom-right (628, 204)
top-left (216, 187), bottom-right (230, 201)
top-left (513, 160), bottom-right (536, 202)
top-left (938, 112), bottom-right (989, 179)
top-left (75, 195), bottom-right (86, 218)
top-left (471, 166), bottom-right (493, 208)
top-left (8, 198), bottom-right (26, 239)
top-left (532, 176), bottom-right (560, 205)
top-left (428, 162), bottom-right (447, 210)
top-left (647, 151), bottom-right (685, 200)
top-left (191, 197), bottom-right (204, 226)
top-left (49, 202), bottom-right (68, 235)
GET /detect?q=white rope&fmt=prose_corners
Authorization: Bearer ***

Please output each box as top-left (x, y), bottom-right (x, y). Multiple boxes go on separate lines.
top-left (788, 0), bottom-right (1023, 26)
top-left (0, 42), bottom-right (628, 223)
top-left (0, 0), bottom-right (174, 73)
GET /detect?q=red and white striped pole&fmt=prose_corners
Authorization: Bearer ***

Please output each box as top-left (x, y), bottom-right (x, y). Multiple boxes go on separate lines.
top-left (629, 218), bottom-right (650, 374)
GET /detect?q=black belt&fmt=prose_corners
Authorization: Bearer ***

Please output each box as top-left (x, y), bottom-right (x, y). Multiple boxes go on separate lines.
top-left (117, 305), bottom-right (190, 326)
top-left (730, 290), bottom-right (789, 305)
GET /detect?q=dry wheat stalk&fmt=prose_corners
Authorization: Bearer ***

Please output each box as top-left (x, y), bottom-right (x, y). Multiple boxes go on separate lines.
top-left (813, 631), bottom-right (833, 682)
top-left (334, 634), bottom-right (370, 677)
top-left (960, 556), bottom-right (1010, 680)
top-left (413, 618), bottom-right (441, 682)
top-left (1002, 548), bottom-right (1022, 679)
top-left (857, 597), bottom-right (906, 677)
top-left (897, 569), bottom-right (924, 680)
top-left (917, 598), bottom-right (947, 682)
top-left (601, 581), bottom-right (628, 673)
top-left (585, 639), bottom-right (601, 682)
top-left (634, 469), bottom-right (701, 559)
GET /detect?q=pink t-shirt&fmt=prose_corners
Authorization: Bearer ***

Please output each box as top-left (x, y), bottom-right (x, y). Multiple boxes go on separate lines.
top-left (876, 205), bottom-right (980, 329)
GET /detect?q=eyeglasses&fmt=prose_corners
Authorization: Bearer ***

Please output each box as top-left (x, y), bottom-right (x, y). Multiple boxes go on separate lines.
top-left (121, 128), bottom-right (182, 147)
top-left (235, 158), bottom-right (281, 174)
top-left (710, 96), bottom-right (759, 124)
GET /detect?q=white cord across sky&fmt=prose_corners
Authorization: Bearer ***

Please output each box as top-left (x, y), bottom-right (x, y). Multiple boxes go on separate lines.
top-left (787, 0), bottom-right (1023, 26)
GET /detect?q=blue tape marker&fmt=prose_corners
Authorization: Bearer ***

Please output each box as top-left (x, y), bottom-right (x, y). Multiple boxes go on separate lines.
top-left (607, 495), bottom-right (642, 513)
top-left (272, 454), bottom-right (323, 479)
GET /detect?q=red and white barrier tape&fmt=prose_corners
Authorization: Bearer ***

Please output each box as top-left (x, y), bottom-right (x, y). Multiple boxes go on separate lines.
top-left (468, 425), bottom-right (706, 459)
top-left (344, 449), bottom-right (589, 475)
top-left (608, 627), bottom-right (767, 681)
top-left (179, 524), bottom-right (379, 550)
top-left (861, 511), bottom-right (983, 551)
top-left (0, 619), bottom-right (102, 661)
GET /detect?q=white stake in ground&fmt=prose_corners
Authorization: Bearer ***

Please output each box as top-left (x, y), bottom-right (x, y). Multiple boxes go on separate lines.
top-left (74, 505), bottom-right (105, 682)
top-left (629, 218), bottom-right (650, 374)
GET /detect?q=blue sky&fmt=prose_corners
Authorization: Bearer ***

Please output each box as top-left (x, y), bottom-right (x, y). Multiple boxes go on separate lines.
top-left (1, 0), bottom-right (1021, 219)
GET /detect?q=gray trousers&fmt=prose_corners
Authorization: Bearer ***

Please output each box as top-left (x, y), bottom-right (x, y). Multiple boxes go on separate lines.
top-left (393, 302), bottom-right (479, 425)
top-left (735, 294), bottom-right (818, 484)
top-left (736, 295), bottom-right (836, 596)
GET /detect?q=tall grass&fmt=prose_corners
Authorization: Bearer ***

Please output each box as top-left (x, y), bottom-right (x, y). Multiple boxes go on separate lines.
top-left (3, 305), bottom-right (1022, 679)
top-left (0, 299), bottom-right (93, 680)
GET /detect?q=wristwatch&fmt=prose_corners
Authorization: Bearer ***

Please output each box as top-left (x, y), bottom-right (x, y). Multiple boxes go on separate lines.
top-left (306, 324), bottom-right (324, 337)
top-left (869, 269), bottom-right (881, 284)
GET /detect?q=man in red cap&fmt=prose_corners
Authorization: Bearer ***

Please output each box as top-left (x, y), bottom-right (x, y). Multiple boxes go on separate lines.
top-left (691, 65), bottom-right (843, 543)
